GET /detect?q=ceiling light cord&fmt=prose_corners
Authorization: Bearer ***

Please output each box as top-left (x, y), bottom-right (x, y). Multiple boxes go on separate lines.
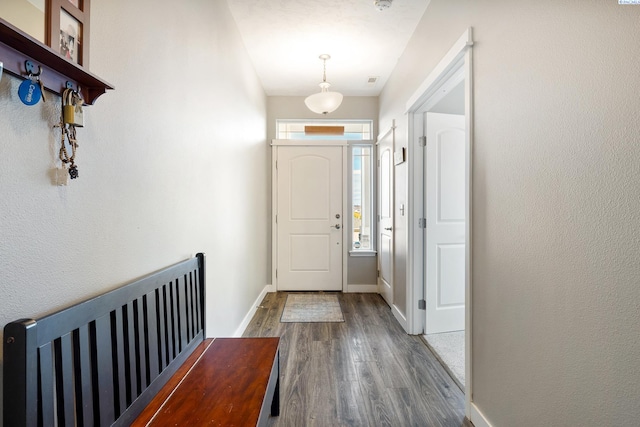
top-left (323, 58), bottom-right (327, 84)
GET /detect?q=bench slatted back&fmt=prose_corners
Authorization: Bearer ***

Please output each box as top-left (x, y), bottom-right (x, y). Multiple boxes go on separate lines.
top-left (3, 253), bottom-right (206, 427)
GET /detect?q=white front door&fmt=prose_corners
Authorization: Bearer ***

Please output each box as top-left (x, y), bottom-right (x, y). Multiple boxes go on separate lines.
top-left (275, 145), bottom-right (343, 291)
top-left (425, 113), bottom-right (466, 334)
top-left (377, 128), bottom-right (394, 306)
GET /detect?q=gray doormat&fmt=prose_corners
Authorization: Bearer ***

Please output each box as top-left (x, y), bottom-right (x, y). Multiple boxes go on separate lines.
top-left (280, 294), bottom-right (345, 323)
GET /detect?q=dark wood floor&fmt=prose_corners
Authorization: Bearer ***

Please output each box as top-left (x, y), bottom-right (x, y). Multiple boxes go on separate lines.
top-left (243, 292), bottom-right (467, 427)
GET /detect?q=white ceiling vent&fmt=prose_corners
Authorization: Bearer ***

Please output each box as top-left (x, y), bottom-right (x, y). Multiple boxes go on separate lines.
top-left (367, 76), bottom-right (379, 86)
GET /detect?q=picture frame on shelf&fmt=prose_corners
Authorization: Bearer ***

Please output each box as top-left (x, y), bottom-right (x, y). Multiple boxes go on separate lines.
top-left (59, 8), bottom-right (81, 64)
top-left (49, 0), bottom-right (90, 67)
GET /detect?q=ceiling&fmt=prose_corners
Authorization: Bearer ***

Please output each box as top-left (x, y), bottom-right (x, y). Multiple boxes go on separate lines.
top-left (226, 0), bottom-right (430, 97)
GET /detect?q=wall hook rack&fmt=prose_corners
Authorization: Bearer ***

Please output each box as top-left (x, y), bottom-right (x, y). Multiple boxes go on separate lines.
top-left (24, 60), bottom-right (42, 78)
top-left (1, 18), bottom-right (113, 104)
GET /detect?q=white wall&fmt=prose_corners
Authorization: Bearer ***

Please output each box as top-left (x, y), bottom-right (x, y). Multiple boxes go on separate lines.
top-left (380, 1), bottom-right (640, 425)
top-left (0, 0), bottom-right (268, 422)
top-left (267, 96), bottom-right (379, 287)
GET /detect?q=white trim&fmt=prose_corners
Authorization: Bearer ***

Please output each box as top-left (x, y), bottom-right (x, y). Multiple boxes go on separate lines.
top-left (463, 42), bottom-right (475, 419)
top-left (403, 29), bottom-right (472, 338)
top-left (414, 65), bottom-right (465, 114)
top-left (348, 141), bottom-right (377, 258)
top-left (271, 146), bottom-right (278, 290)
top-left (342, 144), bottom-right (348, 293)
top-left (406, 111), bottom-right (423, 335)
top-left (469, 403), bottom-right (493, 427)
top-left (275, 119), bottom-right (374, 141)
top-left (376, 123), bottom-right (395, 144)
top-left (391, 304), bottom-right (408, 330)
top-left (233, 285), bottom-right (272, 337)
top-left (405, 28), bottom-right (474, 113)
top-left (348, 250), bottom-right (377, 257)
top-left (404, 26), bottom-right (475, 417)
top-left (346, 284), bottom-right (378, 293)
top-left (271, 139), bottom-right (348, 146)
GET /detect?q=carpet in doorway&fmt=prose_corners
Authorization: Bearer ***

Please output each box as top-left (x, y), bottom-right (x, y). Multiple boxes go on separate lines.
top-left (424, 331), bottom-right (465, 387)
top-left (280, 294), bottom-right (344, 323)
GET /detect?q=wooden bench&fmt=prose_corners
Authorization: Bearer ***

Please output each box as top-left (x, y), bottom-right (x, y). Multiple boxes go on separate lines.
top-left (3, 253), bottom-right (280, 426)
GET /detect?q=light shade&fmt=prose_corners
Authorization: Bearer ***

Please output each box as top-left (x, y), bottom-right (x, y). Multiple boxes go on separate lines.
top-left (305, 55), bottom-right (343, 115)
top-left (304, 90), bottom-right (344, 115)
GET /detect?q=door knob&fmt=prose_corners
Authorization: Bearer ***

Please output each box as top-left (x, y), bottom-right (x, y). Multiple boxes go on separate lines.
top-left (385, 227), bottom-right (392, 231)
top-left (331, 224), bottom-right (341, 229)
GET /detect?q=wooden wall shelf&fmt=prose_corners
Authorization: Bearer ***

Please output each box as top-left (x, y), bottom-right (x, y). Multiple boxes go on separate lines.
top-left (0, 17), bottom-right (113, 105)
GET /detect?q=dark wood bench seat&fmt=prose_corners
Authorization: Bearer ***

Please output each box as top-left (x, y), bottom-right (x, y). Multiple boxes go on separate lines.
top-left (133, 338), bottom-right (280, 426)
top-left (3, 253), bottom-right (280, 427)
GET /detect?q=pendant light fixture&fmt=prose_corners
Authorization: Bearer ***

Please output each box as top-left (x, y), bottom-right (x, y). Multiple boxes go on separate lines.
top-left (304, 54), bottom-right (343, 115)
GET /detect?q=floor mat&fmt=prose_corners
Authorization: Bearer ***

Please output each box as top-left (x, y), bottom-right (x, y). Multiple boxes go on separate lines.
top-left (280, 294), bottom-right (344, 323)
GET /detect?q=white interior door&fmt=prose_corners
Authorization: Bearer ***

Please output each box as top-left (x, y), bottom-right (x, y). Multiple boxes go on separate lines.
top-left (425, 113), bottom-right (466, 334)
top-left (377, 129), bottom-right (394, 306)
top-left (275, 145), bottom-right (343, 291)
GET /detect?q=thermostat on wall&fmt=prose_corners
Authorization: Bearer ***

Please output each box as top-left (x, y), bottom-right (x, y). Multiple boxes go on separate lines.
top-left (394, 147), bottom-right (406, 165)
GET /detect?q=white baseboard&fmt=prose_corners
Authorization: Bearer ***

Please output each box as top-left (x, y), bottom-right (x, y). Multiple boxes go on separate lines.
top-left (233, 285), bottom-right (272, 337)
top-left (346, 284), bottom-right (378, 293)
top-left (391, 304), bottom-right (408, 331)
top-left (469, 402), bottom-right (493, 427)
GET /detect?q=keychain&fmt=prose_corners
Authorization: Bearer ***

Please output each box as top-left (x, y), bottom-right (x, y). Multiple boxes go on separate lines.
top-left (59, 124), bottom-right (79, 180)
top-left (18, 75), bottom-right (42, 106)
top-left (62, 88), bottom-right (84, 127)
top-left (18, 69), bottom-right (46, 106)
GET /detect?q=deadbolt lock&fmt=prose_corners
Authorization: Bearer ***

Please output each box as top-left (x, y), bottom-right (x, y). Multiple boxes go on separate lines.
top-left (335, 214), bottom-right (341, 219)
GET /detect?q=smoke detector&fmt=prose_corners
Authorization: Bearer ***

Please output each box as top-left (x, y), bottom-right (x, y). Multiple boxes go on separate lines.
top-left (374, 0), bottom-right (392, 11)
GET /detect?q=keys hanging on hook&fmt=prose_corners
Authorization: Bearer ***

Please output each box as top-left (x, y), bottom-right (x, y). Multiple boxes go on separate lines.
top-left (63, 88), bottom-right (83, 127)
top-left (37, 76), bottom-right (46, 103)
top-left (18, 61), bottom-right (45, 105)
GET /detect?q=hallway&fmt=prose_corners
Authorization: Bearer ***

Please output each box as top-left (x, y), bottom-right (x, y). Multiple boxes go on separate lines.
top-left (243, 293), bottom-right (467, 426)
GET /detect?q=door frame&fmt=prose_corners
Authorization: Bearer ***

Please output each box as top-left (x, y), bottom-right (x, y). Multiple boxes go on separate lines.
top-left (271, 139), bottom-right (348, 292)
top-left (404, 28), bottom-right (478, 422)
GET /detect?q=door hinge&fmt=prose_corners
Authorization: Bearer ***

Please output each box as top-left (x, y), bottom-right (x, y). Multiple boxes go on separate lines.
top-left (275, 214), bottom-right (277, 224)
top-left (418, 299), bottom-right (426, 310)
top-left (377, 214), bottom-right (381, 222)
top-left (377, 269), bottom-right (380, 278)
top-left (419, 218), bottom-right (426, 228)
top-left (275, 269), bottom-right (278, 278)
top-left (377, 159), bottom-right (381, 167)
top-left (418, 136), bottom-right (427, 147)
top-left (275, 160), bottom-right (278, 169)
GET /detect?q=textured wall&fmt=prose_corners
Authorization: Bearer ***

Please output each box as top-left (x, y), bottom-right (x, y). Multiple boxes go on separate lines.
top-left (0, 0), bottom-right (267, 423)
top-left (380, 0), bottom-right (640, 425)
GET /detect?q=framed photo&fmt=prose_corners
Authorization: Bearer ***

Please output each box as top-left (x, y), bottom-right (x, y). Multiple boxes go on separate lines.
top-left (59, 8), bottom-right (81, 64)
top-left (48, 0), bottom-right (90, 66)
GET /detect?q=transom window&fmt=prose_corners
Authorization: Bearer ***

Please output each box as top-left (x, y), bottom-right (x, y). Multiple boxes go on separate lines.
top-left (277, 120), bottom-right (372, 140)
